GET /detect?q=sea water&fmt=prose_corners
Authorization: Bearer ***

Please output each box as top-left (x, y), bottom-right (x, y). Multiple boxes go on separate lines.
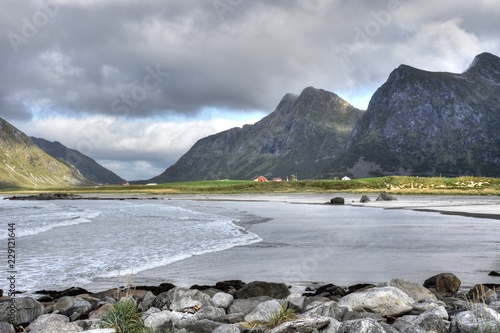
top-left (0, 197), bottom-right (262, 293)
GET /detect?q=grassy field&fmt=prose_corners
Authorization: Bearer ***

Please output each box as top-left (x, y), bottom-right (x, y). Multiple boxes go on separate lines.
top-left (1, 176), bottom-right (500, 195)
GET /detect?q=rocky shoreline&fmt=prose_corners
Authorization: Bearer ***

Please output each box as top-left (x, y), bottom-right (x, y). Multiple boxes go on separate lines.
top-left (1, 273), bottom-right (500, 333)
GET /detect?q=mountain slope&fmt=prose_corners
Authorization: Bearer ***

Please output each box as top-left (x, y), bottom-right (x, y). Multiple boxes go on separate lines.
top-left (150, 87), bottom-right (363, 182)
top-left (323, 52), bottom-right (500, 178)
top-left (31, 137), bottom-right (125, 184)
top-left (0, 118), bottom-right (90, 188)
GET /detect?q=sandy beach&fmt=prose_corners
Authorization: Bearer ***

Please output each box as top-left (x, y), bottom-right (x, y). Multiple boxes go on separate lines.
top-left (83, 193), bottom-right (500, 293)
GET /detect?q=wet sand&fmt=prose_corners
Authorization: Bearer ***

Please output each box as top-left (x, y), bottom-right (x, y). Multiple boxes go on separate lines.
top-left (85, 193), bottom-right (500, 292)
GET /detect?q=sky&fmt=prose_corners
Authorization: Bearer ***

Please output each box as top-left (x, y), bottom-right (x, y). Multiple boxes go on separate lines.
top-left (1, 0), bottom-right (500, 181)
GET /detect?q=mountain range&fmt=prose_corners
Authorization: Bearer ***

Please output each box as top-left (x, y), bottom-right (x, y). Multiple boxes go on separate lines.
top-left (149, 52), bottom-right (500, 181)
top-left (0, 118), bottom-right (90, 188)
top-left (149, 87), bottom-right (363, 182)
top-left (1, 52), bottom-right (499, 187)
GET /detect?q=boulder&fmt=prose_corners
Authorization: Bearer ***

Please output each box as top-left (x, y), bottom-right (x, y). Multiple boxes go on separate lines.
top-left (337, 318), bottom-right (389, 333)
top-left (151, 287), bottom-right (213, 311)
top-left (302, 301), bottom-right (347, 321)
top-left (53, 296), bottom-right (92, 321)
top-left (212, 323), bottom-right (241, 333)
top-left (215, 280), bottom-right (246, 294)
top-left (80, 330), bottom-right (115, 333)
top-left (268, 315), bottom-right (331, 333)
top-left (0, 322), bottom-right (15, 333)
top-left (423, 273), bottom-right (461, 295)
top-left (376, 191), bottom-right (397, 201)
top-left (313, 283), bottom-right (346, 297)
top-left (383, 278), bottom-right (437, 303)
top-left (235, 281), bottom-right (290, 299)
top-left (88, 303), bottom-right (113, 320)
top-left (212, 292), bottom-right (234, 310)
top-left (227, 296), bottom-right (273, 315)
top-left (194, 305), bottom-right (226, 321)
top-left (143, 309), bottom-right (192, 331)
top-left (450, 306), bottom-right (500, 333)
top-left (338, 286), bottom-right (414, 317)
top-left (0, 297), bottom-right (45, 326)
top-left (328, 197), bottom-right (345, 205)
top-left (178, 318), bottom-right (222, 333)
top-left (360, 195), bottom-right (371, 203)
top-left (24, 314), bottom-right (83, 333)
top-left (244, 299), bottom-right (282, 323)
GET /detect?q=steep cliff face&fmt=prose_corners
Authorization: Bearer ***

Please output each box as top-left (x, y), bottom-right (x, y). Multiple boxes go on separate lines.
top-left (324, 52), bottom-right (500, 178)
top-left (31, 137), bottom-right (125, 184)
top-left (150, 87), bottom-right (363, 182)
top-left (0, 118), bottom-right (90, 188)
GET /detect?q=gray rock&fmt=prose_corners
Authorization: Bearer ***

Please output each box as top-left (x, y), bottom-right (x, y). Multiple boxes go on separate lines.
top-left (341, 311), bottom-right (384, 322)
top-left (178, 318), bottom-right (222, 333)
top-left (423, 273), bottom-right (461, 295)
top-left (53, 296), bottom-right (92, 321)
top-left (194, 305), bottom-right (226, 321)
top-left (212, 292), bottom-right (234, 310)
top-left (212, 323), bottom-right (241, 333)
top-left (143, 310), bottom-right (193, 331)
top-left (338, 318), bottom-right (388, 333)
top-left (25, 314), bottom-right (83, 333)
top-left (269, 315), bottom-right (331, 333)
top-left (217, 313), bottom-right (245, 324)
top-left (81, 329), bottom-right (116, 333)
top-left (151, 287), bottom-right (213, 311)
top-left (244, 299), bottom-right (282, 323)
top-left (338, 286), bottom-right (414, 317)
top-left (302, 301), bottom-right (347, 321)
top-left (376, 192), bottom-right (396, 201)
top-left (235, 281), bottom-right (290, 299)
top-left (227, 296), bottom-right (273, 315)
top-left (328, 197), bottom-right (344, 205)
top-left (138, 291), bottom-right (156, 311)
top-left (0, 322), bottom-right (15, 333)
top-left (0, 297), bottom-right (45, 326)
top-left (320, 319), bottom-right (342, 333)
top-left (360, 195), bottom-right (371, 203)
top-left (383, 278), bottom-right (437, 303)
top-left (450, 306), bottom-right (500, 333)
top-left (88, 303), bottom-right (113, 320)
top-left (287, 294), bottom-right (307, 311)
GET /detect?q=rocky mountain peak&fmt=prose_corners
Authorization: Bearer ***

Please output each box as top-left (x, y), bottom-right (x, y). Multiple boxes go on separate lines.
top-left (464, 52), bottom-right (500, 83)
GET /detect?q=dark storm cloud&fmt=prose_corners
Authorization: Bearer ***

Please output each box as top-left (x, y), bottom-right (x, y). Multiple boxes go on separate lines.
top-left (1, 0), bottom-right (500, 180)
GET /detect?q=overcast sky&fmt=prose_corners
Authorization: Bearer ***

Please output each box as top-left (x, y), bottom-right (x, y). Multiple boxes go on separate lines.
top-left (2, 0), bottom-right (499, 180)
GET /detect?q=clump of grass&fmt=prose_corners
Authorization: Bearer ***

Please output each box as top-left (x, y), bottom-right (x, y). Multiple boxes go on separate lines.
top-left (266, 306), bottom-right (298, 328)
top-left (100, 298), bottom-right (147, 333)
top-left (464, 284), bottom-right (500, 333)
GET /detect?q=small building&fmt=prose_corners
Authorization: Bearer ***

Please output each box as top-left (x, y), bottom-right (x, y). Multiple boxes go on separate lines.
top-left (146, 183), bottom-right (158, 186)
top-left (253, 176), bottom-right (268, 182)
top-left (342, 176), bottom-right (351, 181)
top-left (122, 182), bottom-right (130, 186)
top-left (273, 177), bottom-right (283, 182)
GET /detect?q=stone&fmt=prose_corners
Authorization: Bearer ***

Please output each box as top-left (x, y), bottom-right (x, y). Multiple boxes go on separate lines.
top-left (178, 318), bottom-right (222, 333)
top-left (0, 297), bottom-right (45, 326)
top-left (450, 306), bottom-right (500, 333)
top-left (268, 314), bottom-right (331, 333)
top-left (0, 322), bottom-right (15, 333)
top-left (489, 271), bottom-right (500, 276)
top-left (227, 296), bottom-right (273, 315)
top-left (338, 286), bottom-right (414, 317)
top-left (88, 303), bottom-right (113, 320)
top-left (302, 301), bottom-right (347, 321)
top-left (24, 314), bottom-right (83, 333)
top-left (314, 284), bottom-right (346, 297)
top-left (80, 330), bottom-right (115, 333)
top-left (328, 197), bottom-right (345, 205)
top-left (138, 291), bottom-right (156, 311)
top-left (244, 299), bottom-right (282, 323)
top-left (360, 195), bottom-right (371, 203)
top-left (383, 278), bottom-right (437, 303)
top-left (212, 324), bottom-right (241, 333)
top-left (376, 191), bottom-right (397, 201)
top-left (151, 287), bottom-right (213, 311)
top-left (53, 296), bottom-right (92, 321)
top-left (212, 292), bottom-right (234, 310)
top-left (215, 280), bottom-right (246, 294)
top-left (338, 318), bottom-right (388, 333)
top-left (235, 281), bottom-right (290, 299)
top-left (194, 305), bottom-right (226, 321)
top-left (143, 310), bottom-right (192, 331)
top-left (342, 311), bottom-right (384, 322)
top-left (423, 273), bottom-right (461, 295)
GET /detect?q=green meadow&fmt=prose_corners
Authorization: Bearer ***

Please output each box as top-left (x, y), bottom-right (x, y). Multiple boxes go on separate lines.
top-left (2, 176), bottom-right (500, 195)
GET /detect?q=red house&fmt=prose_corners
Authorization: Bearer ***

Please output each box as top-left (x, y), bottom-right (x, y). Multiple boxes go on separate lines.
top-left (253, 176), bottom-right (267, 182)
